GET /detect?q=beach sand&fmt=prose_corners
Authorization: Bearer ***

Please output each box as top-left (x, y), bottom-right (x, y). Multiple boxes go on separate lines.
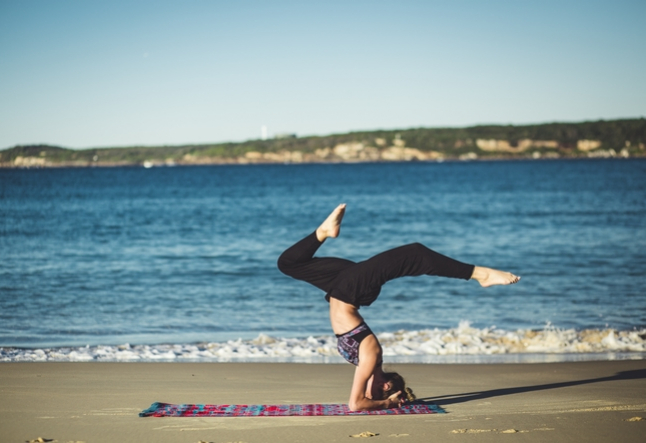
top-left (2, 360), bottom-right (645, 443)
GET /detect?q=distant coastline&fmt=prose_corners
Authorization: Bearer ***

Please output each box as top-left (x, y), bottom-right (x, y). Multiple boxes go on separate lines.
top-left (2, 118), bottom-right (644, 168)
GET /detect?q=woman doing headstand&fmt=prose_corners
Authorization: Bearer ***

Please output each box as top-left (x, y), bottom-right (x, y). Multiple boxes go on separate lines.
top-left (277, 204), bottom-right (520, 411)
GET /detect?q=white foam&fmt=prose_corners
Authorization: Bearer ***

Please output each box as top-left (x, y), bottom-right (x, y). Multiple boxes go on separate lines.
top-left (2, 322), bottom-right (645, 363)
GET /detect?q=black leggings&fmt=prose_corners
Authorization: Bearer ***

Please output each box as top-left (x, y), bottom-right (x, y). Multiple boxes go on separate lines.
top-left (277, 232), bottom-right (475, 307)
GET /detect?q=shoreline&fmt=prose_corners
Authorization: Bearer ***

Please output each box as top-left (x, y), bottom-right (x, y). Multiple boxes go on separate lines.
top-left (2, 360), bottom-right (645, 443)
top-left (3, 351), bottom-right (646, 365)
top-left (1, 154), bottom-right (643, 169)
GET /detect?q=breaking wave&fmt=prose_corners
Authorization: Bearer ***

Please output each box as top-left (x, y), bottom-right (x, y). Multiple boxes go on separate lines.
top-left (2, 322), bottom-right (645, 363)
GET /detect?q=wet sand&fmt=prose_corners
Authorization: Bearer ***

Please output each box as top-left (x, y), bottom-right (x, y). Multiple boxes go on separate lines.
top-left (2, 360), bottom-right (645, 443)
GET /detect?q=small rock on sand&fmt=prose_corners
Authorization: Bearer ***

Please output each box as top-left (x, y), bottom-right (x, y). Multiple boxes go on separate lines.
top-left (451, 429), bottom-right (495, 434)
top-left (625, 417), bottom-right (644, 422)
top-left (350, 431), bottom-right (379, 438)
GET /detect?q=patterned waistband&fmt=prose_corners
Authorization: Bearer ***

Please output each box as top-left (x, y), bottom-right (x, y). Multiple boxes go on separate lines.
top-left (336, 322), bottom-right (371, 339)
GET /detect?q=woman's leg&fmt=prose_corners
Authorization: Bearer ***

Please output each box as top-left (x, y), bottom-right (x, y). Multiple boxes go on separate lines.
top-left (338, 242), bottom-right (475, 294)
top-left (328, 242), bottom-right (519, 305)
top-left (364, 242), bottom-right (475, 283)
top-left (277, 204), bottom-right (354, 292)
top-left (356, 242), bottom-right (519, 287)
top-left (277, 231), bottom-right (355, 292)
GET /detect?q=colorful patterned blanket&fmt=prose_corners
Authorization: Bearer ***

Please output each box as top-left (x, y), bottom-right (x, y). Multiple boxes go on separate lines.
top-left (139, 401), bottom-right (444, 417)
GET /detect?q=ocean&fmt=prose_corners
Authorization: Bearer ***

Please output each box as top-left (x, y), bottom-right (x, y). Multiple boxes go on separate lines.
top-left (1, 159), bottom-right (645, 362)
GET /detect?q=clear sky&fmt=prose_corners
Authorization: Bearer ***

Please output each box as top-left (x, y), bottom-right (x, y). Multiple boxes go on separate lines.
top-left (1, 0), bottom-right (644, 149)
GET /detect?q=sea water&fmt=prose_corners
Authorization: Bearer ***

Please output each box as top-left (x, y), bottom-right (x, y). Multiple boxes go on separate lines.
top-left (1, 159), bottom-right (645, 362)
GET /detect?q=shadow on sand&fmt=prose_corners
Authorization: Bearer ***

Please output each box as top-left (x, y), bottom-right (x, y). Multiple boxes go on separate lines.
top-left (418, 368), bottom-right (646, 406)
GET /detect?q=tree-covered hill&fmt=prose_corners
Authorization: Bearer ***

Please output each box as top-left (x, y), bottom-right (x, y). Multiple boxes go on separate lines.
top-left (2, 118), bottom-right (644, 167)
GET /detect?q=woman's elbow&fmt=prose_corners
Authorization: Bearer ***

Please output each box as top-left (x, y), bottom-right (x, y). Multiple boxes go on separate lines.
top-left (348, 401), bottom-right (361, 412)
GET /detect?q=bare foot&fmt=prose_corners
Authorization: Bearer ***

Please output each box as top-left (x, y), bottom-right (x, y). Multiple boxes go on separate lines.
top-left (316, 204), bottom-right (346, 242)
top-left (471, 266), bottom-right (520, 287)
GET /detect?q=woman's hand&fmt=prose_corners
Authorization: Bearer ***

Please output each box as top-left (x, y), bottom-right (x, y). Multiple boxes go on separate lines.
top-left (385, 391), bottom-right (404, 409)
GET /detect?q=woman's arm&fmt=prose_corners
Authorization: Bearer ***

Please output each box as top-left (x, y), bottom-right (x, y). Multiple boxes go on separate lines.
top-left (347, 336), bottom-right (403, 411)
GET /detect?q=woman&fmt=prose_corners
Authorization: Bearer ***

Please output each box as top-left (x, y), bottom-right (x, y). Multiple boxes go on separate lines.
top-left (277, 204), bottom-right (520, 411)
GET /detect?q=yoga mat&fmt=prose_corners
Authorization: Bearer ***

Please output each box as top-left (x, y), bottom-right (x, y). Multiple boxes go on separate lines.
top-left (140, 401), bottom-right (444, 417)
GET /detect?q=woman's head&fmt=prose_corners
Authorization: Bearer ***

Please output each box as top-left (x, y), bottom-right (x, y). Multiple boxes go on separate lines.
top-left (381, 371), bottom-right (416, 403)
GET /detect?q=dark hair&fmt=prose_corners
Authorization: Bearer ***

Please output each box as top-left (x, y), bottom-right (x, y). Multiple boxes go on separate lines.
top-left (382, 371), bottom-right (416, 403)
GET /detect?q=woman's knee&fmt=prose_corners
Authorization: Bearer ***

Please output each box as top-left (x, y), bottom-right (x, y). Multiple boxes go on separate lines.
top-left (277, 253), bottom-right (295, 275)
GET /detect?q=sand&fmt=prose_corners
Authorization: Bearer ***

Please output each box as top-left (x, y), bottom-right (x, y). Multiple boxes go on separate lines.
top-left (1, 360), bottom-right (645, 443)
